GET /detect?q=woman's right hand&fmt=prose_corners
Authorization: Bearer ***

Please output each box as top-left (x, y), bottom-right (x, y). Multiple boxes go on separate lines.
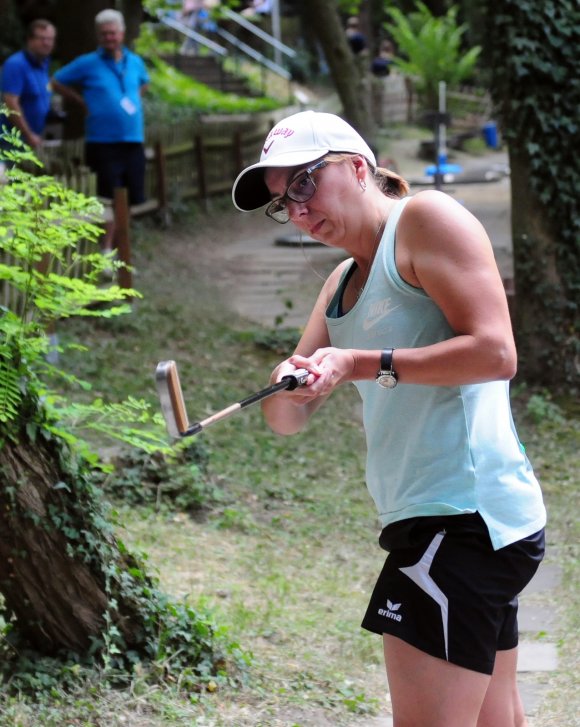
top-left (287, 348), bottom-right (355, 396)
top-left (263, 356), bottom-right (327, 434)
top-left (271, 358), bottom-right (320, 399)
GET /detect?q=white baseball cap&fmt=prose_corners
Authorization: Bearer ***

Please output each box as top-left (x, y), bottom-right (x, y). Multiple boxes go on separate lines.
top-left (232, 110), bottom-right (377, 211)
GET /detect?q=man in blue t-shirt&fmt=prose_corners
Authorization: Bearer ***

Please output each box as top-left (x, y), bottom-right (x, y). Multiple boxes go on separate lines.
top-left (52, 9), bottom-right (150, 253)
top-left (1, 19), bottom-right (56, 150)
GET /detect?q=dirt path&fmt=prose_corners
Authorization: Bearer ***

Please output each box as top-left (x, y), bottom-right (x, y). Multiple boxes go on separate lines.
top-left (194, 144), bottom-right (514, 333)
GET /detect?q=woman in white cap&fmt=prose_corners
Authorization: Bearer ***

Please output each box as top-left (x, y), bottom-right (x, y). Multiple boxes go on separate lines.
top-left (232, 110), bottom-right (545, 727)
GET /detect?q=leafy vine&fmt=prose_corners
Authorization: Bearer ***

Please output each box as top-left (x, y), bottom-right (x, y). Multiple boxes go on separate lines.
top-left (484, 0), bottom-right (579, 383)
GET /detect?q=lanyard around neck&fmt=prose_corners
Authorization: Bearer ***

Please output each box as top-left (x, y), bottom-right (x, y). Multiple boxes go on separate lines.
top-left (99, 49), bottom-right (128, 94)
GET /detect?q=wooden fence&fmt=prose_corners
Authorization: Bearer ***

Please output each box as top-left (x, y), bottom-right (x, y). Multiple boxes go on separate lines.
top-left (38, 114), bottom-right (277, 220)
top-left (1, 113), bottom-right (278, 311)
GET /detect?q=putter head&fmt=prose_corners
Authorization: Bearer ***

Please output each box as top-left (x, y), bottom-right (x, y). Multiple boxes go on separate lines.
top-left (155, 360), bottom-right (189, 438)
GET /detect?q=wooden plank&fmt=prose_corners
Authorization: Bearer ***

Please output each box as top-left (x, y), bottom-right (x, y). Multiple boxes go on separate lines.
top-left (177, 187), bottom-right (198, 201)
top-left (206, 180), bottom-right (235, 195)
top-left (162, 141), bottom-right (195, 157)
top-left (113, 187), bottom-right (133, 293)
top-left (130, 199), bottom-right (160, 217)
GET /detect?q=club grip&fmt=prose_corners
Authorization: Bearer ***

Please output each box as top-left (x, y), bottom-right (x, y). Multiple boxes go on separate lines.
top-left (281, 368), bottom-right (309, 391)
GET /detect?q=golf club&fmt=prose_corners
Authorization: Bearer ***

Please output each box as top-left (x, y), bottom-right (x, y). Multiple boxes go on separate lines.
top-left (155, 360), bottom-right (309, 439)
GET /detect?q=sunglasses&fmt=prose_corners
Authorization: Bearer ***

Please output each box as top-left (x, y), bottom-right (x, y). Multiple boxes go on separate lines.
top-left (265, 160), bottom-right (328, 224)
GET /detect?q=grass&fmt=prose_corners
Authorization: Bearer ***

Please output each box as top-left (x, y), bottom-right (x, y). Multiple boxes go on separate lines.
top-left (0, 205), bottom-right (578, 726)
top-left (513, 389), bottom-right (580, 727)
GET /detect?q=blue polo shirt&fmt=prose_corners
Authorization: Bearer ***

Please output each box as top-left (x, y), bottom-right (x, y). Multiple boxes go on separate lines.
top-left (54, 47), bottom-right (149, 143)
top-left (0, 50), bottom-right (52, 135)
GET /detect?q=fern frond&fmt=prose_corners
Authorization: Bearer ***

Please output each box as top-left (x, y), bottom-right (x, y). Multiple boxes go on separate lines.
top-left (51, 398), bottom-right (172, 455)
top-left (1, 113), bottom-right (160, 457)
top-left (0, 349), bottom-right (22, 423)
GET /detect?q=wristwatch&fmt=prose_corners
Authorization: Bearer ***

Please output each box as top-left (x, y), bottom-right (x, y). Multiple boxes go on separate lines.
top-left (376, 348), bottom-right (398, 389)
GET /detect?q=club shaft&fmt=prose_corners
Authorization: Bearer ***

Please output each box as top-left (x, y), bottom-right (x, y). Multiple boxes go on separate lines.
top-left (184, 377), bottom-right (300, 437)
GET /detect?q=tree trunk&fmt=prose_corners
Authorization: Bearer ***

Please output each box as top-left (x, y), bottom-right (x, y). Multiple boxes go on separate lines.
top-left (509, 145), bottom-right (574, 382)
top-left (0, 422), bottom-right (149, 656)
top-left (303, 0), bottom-right (376, 148)
top-left (484, 0), bottom-right (579, 386)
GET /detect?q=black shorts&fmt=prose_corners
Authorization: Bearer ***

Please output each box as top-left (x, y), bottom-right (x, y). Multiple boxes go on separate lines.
top-left (361, 513), bottom-right (545, 675)
top-left (85, 142), bottom-right (146, 205)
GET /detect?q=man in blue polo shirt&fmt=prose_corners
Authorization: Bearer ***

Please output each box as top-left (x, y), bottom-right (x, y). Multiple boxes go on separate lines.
top-left (1, 19), bottom-right (56, 150)
top-left (52, 8), bottom-right (149, 253)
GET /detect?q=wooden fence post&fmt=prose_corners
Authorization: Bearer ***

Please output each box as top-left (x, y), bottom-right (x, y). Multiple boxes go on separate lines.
top-left (194, 135), bottom-right (208, 206)
top-left (113, 187), bottom-right (132, 293)
top-left (154, 140), bottom-right (170, 226)
top-left (233, 130), bottom-right (243, 177)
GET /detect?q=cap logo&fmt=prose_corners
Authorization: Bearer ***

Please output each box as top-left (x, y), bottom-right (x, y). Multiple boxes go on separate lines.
top-left (262, 126), bottom-right (296, 155)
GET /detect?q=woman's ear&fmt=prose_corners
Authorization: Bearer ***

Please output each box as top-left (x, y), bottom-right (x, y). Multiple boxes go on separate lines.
top-left (352, 154), bottom-right (368, 184)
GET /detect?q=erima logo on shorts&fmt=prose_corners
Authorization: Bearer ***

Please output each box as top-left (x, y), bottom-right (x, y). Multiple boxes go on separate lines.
top-left (378, 599), bottom-right (402, 622)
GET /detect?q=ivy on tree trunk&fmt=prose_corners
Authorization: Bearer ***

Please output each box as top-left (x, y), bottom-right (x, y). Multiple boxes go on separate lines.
top-left (0, 400), bottom-right (149, 657)
top-left (483, 0), bottom-right (580, 386)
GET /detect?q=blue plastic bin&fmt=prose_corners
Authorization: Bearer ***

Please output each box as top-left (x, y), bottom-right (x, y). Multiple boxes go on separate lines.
top-left (425, 163), bottom-right (463, 177)
top-left (482, 122), bottom-right (499, 149)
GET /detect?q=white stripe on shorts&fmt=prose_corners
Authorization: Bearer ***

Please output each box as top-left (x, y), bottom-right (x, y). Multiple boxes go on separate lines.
top-left (399, 531), bottom-right (449, 659)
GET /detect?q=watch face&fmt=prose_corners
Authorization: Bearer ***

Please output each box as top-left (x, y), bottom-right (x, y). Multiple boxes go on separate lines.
top-left (376, 372), bottom-right (398, 389)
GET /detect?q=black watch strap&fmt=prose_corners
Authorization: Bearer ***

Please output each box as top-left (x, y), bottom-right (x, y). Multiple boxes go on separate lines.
top-left (380, 348), bottom-right (394, 372)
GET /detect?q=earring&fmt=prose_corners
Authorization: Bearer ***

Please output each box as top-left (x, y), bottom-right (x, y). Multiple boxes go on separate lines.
top-left (359, 179), bottom-right (367, 191)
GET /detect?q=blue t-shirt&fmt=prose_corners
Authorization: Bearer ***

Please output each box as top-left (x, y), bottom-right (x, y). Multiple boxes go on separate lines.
top-left (54, 47), bottom-right (150, 143)
top-left (0, 50), bottom-right (52, 135)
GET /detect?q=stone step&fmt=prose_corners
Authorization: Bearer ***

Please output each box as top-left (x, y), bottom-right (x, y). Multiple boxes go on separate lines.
top-left (518, 641), bottom-right (559, 672)
top-left (160, 54), bottom-right (257, 97)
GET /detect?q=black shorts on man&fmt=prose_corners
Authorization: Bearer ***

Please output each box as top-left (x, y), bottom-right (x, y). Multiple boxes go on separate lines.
top-left (85, 141), bottom-right (146, 205)
top-left (361, 512), bottom-right (545, 675)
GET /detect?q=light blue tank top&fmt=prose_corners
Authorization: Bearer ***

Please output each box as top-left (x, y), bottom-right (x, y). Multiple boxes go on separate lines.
top-left (326, 197), bottom-right (546, 549)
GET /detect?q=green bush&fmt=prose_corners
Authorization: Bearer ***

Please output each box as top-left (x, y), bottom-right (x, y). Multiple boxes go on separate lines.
top-left (99, 438), bottom-right (223, 512)
top-left (385, 1), bottom-right (481, 110)
top-left (148, 56), bottom-right (282, 114)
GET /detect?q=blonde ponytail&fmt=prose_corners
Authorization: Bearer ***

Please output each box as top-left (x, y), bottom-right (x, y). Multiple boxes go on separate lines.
top-left (323, 152), bottom-right (410, 198)
top-left (373, 166), bottom-right (410, 198)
